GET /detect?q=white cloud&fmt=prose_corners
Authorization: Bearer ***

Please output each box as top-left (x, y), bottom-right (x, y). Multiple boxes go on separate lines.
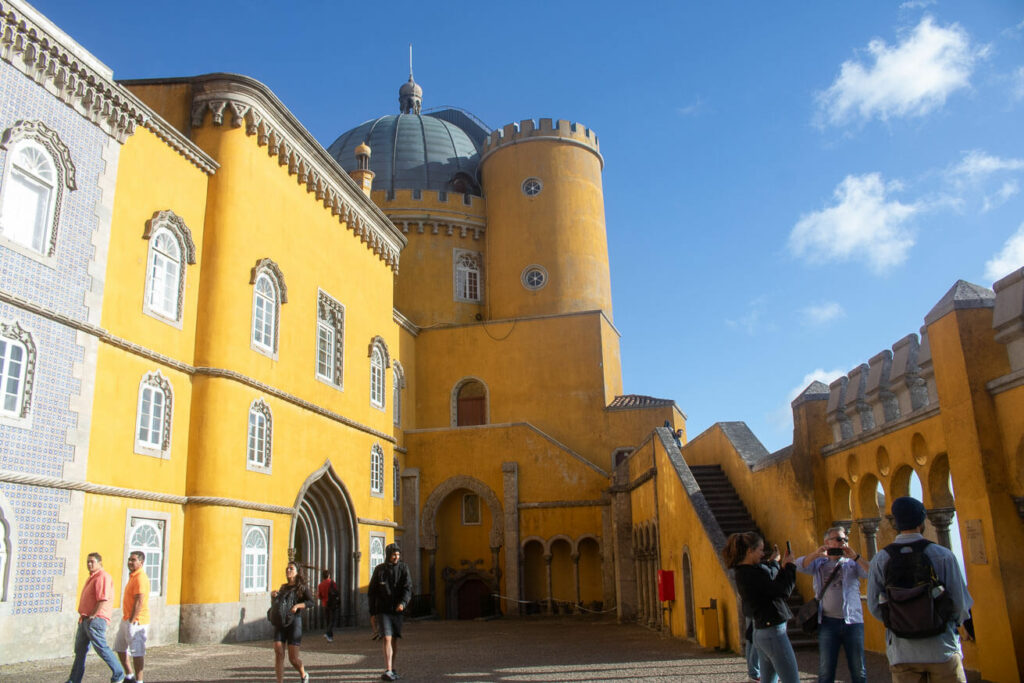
top-left (985, 222), bottom-right (1024, 281)
top-left (817, 17), bottom-right (979, 126)
top-left (982, 180), bottom-right (1020, 212)
top-left (899, 0), bottom-right (935, 9)
top-left (801, 302), bottom-right (845, 326)
top-left (951, 150), bottom-right (1024, 180)
top-left (725, 296), bottom-right (772, 335)
top-left (789, 173), bottom-right (918, 273)
top-left (677, 96), bottom-right (706, 117)
top-left (1014, 66), bottom-right (1024, 101)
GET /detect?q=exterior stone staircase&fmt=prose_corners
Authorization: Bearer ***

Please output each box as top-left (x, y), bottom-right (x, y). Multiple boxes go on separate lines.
top-left (688, 464), bottom-right (817, 648)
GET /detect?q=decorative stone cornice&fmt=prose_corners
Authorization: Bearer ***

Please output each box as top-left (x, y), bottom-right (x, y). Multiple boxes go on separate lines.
top-left (387, 214), bottom-right (486, 241)
top-left (184, 74), bottom-right (406, 271)
top-left (0, 0), bottom-right (144, 143)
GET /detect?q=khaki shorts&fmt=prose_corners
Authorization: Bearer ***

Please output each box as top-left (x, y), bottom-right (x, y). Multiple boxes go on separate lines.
top-left (114, 620), bottom-right (148, 656)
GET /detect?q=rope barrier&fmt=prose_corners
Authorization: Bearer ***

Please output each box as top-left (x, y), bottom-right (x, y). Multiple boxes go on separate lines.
top-left (490, 593), bottom-right (617, 614)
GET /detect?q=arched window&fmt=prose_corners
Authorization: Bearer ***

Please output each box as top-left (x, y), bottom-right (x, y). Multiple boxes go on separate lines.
top-left (370, 444), bottom-right (384, 495)
top-left (0, 322), bottom-right (35, 422)
top-left (134, 371), bottom-right (172, 458)
top-left (128, 518), bottom-right (164, 595)
top-left (142, 210), bottom-right (196, 324)
top-left (393, 361), bottom-right (405, 426)
top-left (368, 337), bottom-right (390, 409)
top-left (249, 259), bottom-right (287, 357)
top-left (243, 525), bottom-right (269, 593)
top-left (452, 378), bottom-right (487, 427)
top-left (247, 399), bottom-right (272, 471)
top-left (0, 121), bottom-right (75, 257)
top-left (316, 290), bottom-right (344, 387)
top-left (454, 249), bottom-right (483, 303)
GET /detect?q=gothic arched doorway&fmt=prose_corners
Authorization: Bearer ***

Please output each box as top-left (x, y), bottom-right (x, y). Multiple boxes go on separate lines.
top-left (292, 464), bottom-right (357, 627)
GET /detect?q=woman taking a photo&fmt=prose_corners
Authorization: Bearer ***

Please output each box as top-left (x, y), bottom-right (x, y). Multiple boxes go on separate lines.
top-left (271, 562), bottom-right (314, 683)
top-left (723, 531), bottom-right (799, 683)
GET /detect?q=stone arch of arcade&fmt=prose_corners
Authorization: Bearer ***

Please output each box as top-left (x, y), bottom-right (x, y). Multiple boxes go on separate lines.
top-left (420, 475), bottom-right (503, 618)
top-left (290, 461), bottom-right (358, 627)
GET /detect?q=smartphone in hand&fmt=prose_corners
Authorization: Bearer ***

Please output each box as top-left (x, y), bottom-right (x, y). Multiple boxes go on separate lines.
top-left (786, 541), bottom-right (792, 555)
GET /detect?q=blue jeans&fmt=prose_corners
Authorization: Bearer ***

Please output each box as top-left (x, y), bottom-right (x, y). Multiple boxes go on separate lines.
top-left (67, 617), bottom-right (124, 683)
top-left (753, 622), bottom-right (799, 683)
top-left (745, 618), bottom-right (760, 679)
top-left (817, 617), bottom-right (866, 683)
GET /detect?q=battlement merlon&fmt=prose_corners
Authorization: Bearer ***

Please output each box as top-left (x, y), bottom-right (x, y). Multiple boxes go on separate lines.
top-left (479, 118), bottom-right (604, 169)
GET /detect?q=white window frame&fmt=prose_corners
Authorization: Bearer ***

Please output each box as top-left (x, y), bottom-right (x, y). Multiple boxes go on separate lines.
top-left (141, 211), bottom-right (196, 327)
top-left (246, 399), bottom-right (273, 473)
top-left (315, 290), bottom-right (345, 389)
top-left (241, 521), bottom-right (271, 595)
top-left (134, 371), bottom-right (172, 459)
top-left (0, 321), bottom-right (35, 429)
top-left (370, 348), bottom-right (385, 409)
top-left (370, 444), bottom-right (385, 496)
top-left (122, 510), bottom-right (170, 601)
top-left (392, 361), bottom-right (405, 427)
top-left (249, 259), bottom-right (287, 359)
top-left (393, 457), bottom-right (400, 504)
top-left (0, 121), bottom-right (75, 262)
top-left (369, 533), bottom-right (386, 573)
top-left (453, 249), bottom-right (483, 303)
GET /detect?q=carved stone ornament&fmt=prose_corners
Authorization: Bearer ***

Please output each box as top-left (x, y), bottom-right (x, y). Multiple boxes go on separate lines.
top-left (0, 320), bottom-right (35, 418)
top-left (144, 210), bottom-right (197, 264)
top-left (188, 80), bottom-right (403, 272)
top-left (140, 370), bottom-right (173, 451)
top-left (249, 398), bottom-right (272, 468)
top-left (0, 4), bottom-right (144, 143)
top-left (367, 335), bottom-right (390, 368)
top-left (249, 258), bottom-right (288, 303)
top-left (317, 291), bottom-right (344, 387)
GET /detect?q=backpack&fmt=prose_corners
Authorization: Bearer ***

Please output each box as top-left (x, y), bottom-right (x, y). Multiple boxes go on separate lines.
top-left (267, 586), bottom-right (297, 628)
top-left (879, 539), bottom-right (957, 639)
top-left (327, 580), bottom-right (341, 609)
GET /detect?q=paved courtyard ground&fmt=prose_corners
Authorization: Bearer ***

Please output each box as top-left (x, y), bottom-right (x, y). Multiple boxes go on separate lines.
top-left (1, 616), bottom-right (896, 682)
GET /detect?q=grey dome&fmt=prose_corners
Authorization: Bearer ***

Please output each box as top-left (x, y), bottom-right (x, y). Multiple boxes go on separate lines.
top-left (328, 109), bottom-right (487, 196)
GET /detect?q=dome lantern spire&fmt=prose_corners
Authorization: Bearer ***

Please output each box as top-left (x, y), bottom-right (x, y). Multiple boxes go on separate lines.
top-left (399, 44), bottom-right (422, 114)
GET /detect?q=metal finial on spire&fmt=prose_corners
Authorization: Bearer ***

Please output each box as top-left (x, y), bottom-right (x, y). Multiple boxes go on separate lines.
top-left (398, 44), bottom-right (423, 115)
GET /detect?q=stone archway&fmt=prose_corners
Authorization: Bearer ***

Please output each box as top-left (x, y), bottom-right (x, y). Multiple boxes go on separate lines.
top-left (290, 462), bottom-right (357, 627)
top-left (420, 475), bottom-right (503, 616)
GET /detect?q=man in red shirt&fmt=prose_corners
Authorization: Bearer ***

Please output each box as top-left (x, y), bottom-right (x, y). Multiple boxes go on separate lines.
top-left (317, 569), bottom-right (338, 642)
top-left (65, 552), bottom-right (125, 683)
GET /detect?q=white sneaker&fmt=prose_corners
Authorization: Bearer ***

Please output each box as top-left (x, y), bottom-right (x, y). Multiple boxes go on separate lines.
top-left (324, 633), bottom-right (333, 642)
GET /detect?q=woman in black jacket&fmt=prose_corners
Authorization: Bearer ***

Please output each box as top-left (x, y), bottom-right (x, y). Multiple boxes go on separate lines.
top-left (271, 562), bottom-right (314, 683)
top-left (723, 531), bottom-right (799, 683)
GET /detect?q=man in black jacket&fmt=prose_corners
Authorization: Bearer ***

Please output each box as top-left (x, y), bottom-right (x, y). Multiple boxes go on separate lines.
top-left (368, 543), bottom-right (412, 681)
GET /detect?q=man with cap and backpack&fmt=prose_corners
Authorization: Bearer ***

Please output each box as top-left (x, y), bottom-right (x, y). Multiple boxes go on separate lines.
top-left (368, 543), bottom-right (412, 682)
top-left (867, 496), bottom-right (973, 683)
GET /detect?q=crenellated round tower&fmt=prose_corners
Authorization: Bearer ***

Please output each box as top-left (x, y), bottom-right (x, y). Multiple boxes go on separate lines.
top-left (479, 118), bottom-right (612, 321)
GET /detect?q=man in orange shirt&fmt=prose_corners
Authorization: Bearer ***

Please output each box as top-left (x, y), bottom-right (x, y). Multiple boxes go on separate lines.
top-left (115, 551), bottom-right (150, 683)
top-left (65, 552), bottom-right (125, 683)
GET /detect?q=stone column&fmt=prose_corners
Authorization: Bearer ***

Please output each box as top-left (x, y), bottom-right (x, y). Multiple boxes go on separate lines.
top-left (544, 553), bottom-right (554, 613)
top-left (501, 463), bottom-right (520, 615)
top-left (856, 518), bottom-right (881, 559)
top-left (600, 499), bottom-right (616, 609)
top-left (427, 549), bottom-right (437, 613)
top-left (926, 507), bottom-right (956, 550)
top-left (401, 468), bottom-right (421, 593)
top-left (571, 552), bottom-right (581, 610)
top-left (634, 551), bottom-right (645, 623)
top-left (610, 474), bottom-right (636, 621)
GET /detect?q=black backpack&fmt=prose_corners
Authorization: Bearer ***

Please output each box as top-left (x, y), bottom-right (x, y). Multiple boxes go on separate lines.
top-left (879, 539), bottom-right (957, 639)
top-left (327, 580), bottom-right (341, 609)
top-left (267, 587), bottom-right (297, 628)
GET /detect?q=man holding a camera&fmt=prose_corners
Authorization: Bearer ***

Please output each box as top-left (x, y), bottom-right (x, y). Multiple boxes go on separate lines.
top-left (797, 526), bottom-right (870, 683)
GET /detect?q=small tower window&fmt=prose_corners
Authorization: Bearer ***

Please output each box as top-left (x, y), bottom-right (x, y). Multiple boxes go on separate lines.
top-left (521, 265), bottom-right (548, 291)
top-left (521, 177), bottom-right (543, 197)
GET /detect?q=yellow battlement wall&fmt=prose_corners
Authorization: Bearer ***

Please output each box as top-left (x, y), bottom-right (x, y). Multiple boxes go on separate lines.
top-left (482, 118), bottom-right (601, 165)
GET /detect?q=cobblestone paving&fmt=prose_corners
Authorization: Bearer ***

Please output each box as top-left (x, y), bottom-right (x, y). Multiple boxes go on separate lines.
top-left (1, 616), bottom-right (896, 682)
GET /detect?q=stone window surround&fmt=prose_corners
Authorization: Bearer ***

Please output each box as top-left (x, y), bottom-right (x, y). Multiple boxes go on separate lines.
top-left (133, 370), bottom-right (172, 459)
top-left (370, 443), bottom-right (385, 497)
top-left (121, 509), bottom-right (170, 602)
top-left (246, 398), bottom-right (273, 474)
top-left (368, 532), bottom-right (386, 573)
top-left (141, 210), bottom-right (197, 327)
top-left (249, 258), bottom-right (287, 359)
top-left (367, 336), bottom-right (390, 411)
top-left (450, 376), bottom-right (489, 428)
top-left (0, 492), bottom-right (15, 610)
top-left (392, 360), bottom-right (405, 427)
top-left (521, 264), bottom-right (548, 291)
top-left (316, 289), bottom-right (344, 389)
top-left (0, 120), bottom-right (76, 261)
top-left (0, 320), bottom-right (36, 428)
top-left (240, 519), bottom-right (272, 597)
top-left (453, 248), bottom-right (483, 303)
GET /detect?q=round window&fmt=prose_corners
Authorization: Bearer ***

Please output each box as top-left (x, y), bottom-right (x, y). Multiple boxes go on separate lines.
top-left (521, 177), bottom-right (543, 197)
top-left (521, 265), bottom-right (548, 290)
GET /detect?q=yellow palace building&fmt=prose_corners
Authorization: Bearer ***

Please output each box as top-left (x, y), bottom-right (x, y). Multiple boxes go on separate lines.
top-left (0, 2), bottom-right (1022, 680)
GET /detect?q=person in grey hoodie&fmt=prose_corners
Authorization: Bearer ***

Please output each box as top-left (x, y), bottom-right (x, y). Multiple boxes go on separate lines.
top-left (368, 543), bottom-right (412, 682)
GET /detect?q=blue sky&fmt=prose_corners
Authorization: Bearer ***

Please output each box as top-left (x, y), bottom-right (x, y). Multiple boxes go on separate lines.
top-left (33, 0), bottom-right (1024, 452)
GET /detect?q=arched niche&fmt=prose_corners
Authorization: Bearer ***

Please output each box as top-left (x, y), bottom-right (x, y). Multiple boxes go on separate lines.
top-left (858, 473), bottom-right (882, 518)
top-left (911, 432), bottom-right (929, 466)
top-left (421, 475), bottom-right (502, 550)
top-left (890, 464), bottom-right (915, 500)
top-left (927, 453), bottom-right (954, 508)
top-left (832, 479), bottom-right (853, 521)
